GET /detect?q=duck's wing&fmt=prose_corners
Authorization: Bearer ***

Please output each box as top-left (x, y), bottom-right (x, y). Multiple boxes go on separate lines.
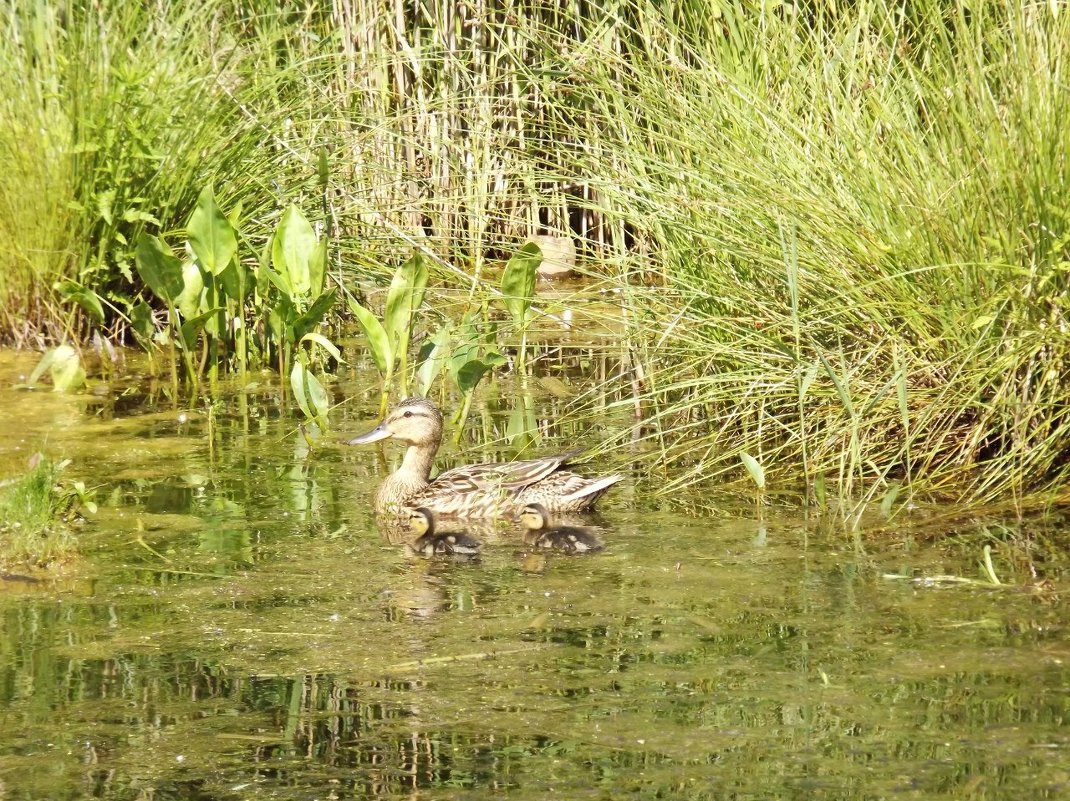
top-left (432, 451), bottom-right (582, 494)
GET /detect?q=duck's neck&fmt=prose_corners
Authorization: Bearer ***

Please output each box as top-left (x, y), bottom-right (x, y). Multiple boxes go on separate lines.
top-left (399, 443), bottom-right (436, 483)
top-left (376, 441), bottom-right (439, 514)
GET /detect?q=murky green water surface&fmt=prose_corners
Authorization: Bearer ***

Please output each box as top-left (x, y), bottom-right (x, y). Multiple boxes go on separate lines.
top-left (0, 350), bottom-right (1067, 800)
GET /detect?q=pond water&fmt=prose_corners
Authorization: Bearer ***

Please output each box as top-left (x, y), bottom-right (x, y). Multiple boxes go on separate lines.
top-left (0, 349), bottom-right (1067, 800)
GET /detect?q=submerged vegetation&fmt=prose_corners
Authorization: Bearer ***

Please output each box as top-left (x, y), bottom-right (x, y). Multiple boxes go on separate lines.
top-left (1, 0), bottom-right (1068, 508)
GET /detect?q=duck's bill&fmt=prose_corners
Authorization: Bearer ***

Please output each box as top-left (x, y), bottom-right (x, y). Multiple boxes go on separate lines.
top-left (346, 423), bottom-right (392, 445)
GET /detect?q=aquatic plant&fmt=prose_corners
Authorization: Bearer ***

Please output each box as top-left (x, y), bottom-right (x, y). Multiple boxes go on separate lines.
top-left (499, 242), bottom-right (542, 372)
top-left (0, 454), bottom-right (89, 568)
top-left (130, 191), bottom-right (338, 420)
top-left (26, 344), bottom-right (86, 393)
top-left (346, 254), bottom-right (429, 411)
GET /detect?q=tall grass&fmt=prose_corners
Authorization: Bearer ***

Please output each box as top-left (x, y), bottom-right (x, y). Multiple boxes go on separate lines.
top-left (1, 0), bottom-right (1066, 505)
top-left (0, 1), bottom-right (340, 345)
top-left (564, 2), bottom-right (1070, 507)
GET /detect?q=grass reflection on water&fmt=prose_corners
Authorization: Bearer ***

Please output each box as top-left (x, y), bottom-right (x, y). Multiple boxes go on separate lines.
top-left (0, 355), bottom-right (1067, 800)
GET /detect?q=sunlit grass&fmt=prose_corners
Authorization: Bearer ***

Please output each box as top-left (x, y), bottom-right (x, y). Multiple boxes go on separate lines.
top-left (0, 456), bottom-right (79, 567)
top-left (1, 0), bottom-right (1067, 507)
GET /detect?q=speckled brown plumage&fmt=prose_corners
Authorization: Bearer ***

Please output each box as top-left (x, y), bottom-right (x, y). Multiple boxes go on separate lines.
top-left (347, 397), bottom-right (621, 517)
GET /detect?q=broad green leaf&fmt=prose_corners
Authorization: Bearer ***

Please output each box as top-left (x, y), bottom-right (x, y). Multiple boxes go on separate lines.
top-left (261, 264), bottom-right (293, 297)
top-left (179, 308), bottom-right (223, 350)
top-left (177, 261), bottom-right (205, 319)
top-left (740, 451), bottom-right (766, 490)
top-left (226, 200), bottom-right (244, 229)
top-left (508, 393), bottom-right (538, 450)
top-left (122, 208), bottom-right (161, 226)
top-left (289, 361), bottom-right (314, 420)
top-left (188, 187), bottom-right (238, 276)
top-left (409, 253), bottom-right (430, 312)
top-left (417, 323), bottom-right (452, 396)
top-left (457, 358), bottom-right (498, 393)
top-left (483, 350), bottom-right (508, 367)
top-left (293, 288), bottom-right (337, 343)
top-left (134, 234), bottom-right (184, 302)
top-left (50, 344), bottom-right (85, 392)
top-left (129, 301), bottom-right (155, 343)
top-left (500, 242), bottom-right (541, 327)
top-left (309, 238), bottom-right (328, 298)
top-left (56, 281), bottom-right (105, 325)
top-left (268, 304), bottom-right (287, 345)
top-left (272, 205), bottom-right (317, 297)
top-left (447, 311), bottom-right (481, 382)
top-left (299, 332), bottom-right (343, 363)
top-left (347, 297), bottom-right (392, 375)
top-left (304, 369), bottom-right (330, 423)
top-left (217, 259), bottom-right (248, 303)
top-left (384, 254), bottom-right (428, 348)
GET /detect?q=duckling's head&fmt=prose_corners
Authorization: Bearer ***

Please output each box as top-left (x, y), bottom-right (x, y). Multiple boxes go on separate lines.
top-left (408, 506), bottom-right (435, 536)
top-left (519, 503), bottom-right (550, 531)
top-left (348, 397), bottom-right (443, 447)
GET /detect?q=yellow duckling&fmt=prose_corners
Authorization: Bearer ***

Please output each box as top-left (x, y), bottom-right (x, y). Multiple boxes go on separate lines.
top-left (519, 502), bottom-right (603, 554)
top-left (406, 507), bottom-right (482, 556)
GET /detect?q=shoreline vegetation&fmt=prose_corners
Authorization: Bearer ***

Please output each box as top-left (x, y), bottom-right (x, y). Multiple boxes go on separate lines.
top-left (2, 1), bottom-right (1068, 510)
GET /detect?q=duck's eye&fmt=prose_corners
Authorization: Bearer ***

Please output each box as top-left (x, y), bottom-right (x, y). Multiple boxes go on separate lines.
top-left (403, 410), bottom-right (413, 418)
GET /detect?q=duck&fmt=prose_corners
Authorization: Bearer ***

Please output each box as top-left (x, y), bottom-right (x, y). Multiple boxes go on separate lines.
top-left (347, 397), bottom-right (621, 516)
top-left (406, 507), bottom-right (482, 556)
top-left (519, 502), bottom-right (603, 553)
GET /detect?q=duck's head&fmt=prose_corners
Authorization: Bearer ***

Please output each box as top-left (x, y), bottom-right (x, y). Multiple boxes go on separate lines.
top-left (408, 506), bottom-right (435, 536)
top-left (519, 503), bottom-right (550, 531)
top-left (347, 397), bottom-right (443, 447)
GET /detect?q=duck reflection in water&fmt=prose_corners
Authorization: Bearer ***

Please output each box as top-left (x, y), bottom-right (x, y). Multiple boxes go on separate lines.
top-left (405, 507), bottom-right (483, 558)
top-left (519, 502), bottom-right (603, 554)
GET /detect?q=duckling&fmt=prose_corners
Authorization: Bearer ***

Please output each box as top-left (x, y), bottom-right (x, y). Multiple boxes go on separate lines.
top-left (347, 397), bottom-right (621, 516)
top-left (519, 502), bottom-right (603, 554)
top-left (406, 507), bottom-right (482, 557)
